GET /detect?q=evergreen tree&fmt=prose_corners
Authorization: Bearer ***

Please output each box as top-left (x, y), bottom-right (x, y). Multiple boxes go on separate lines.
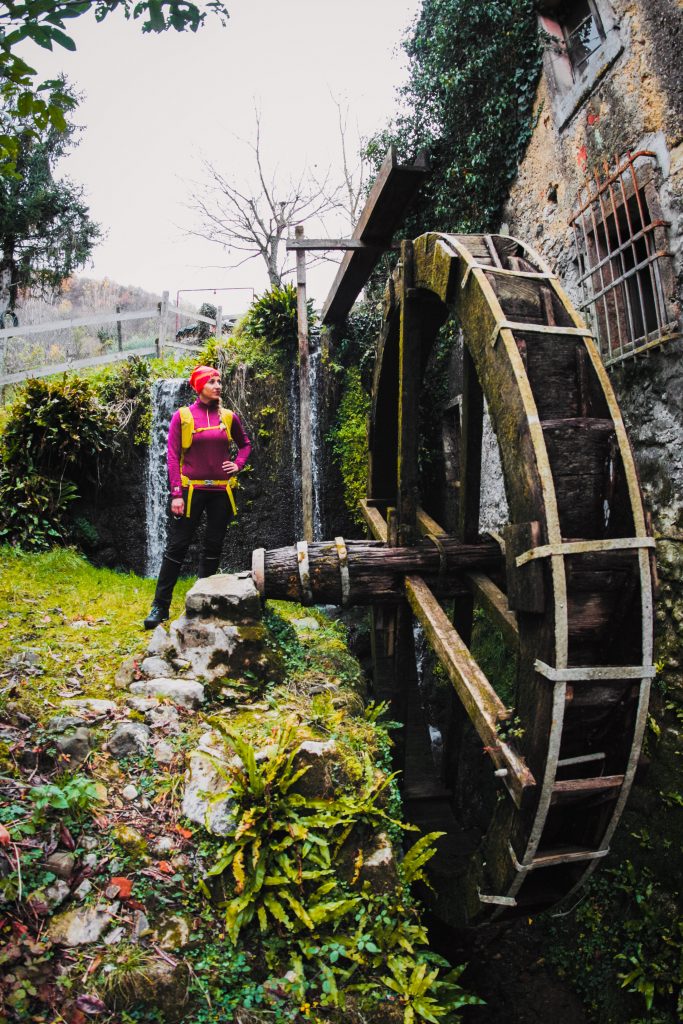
top-left (0, 80), bottom-right (101, 311)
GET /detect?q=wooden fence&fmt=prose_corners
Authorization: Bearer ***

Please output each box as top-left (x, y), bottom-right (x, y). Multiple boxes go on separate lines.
top-left (0, 290), bottom-right (233, 387)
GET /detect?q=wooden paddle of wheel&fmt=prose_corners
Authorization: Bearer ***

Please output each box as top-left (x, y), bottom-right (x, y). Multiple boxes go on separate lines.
top-left (253, 231), bottom-right (655, 926)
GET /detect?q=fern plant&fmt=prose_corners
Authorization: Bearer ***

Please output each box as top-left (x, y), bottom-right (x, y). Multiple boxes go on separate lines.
top-left (202, 720), bottom-right (361, 943)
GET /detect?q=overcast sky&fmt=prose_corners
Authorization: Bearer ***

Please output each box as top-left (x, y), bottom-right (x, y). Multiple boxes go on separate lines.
top-left (26, 1), bottom-right (420, 313)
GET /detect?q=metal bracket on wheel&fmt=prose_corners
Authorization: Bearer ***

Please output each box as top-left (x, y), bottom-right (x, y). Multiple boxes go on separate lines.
top-left (296, 540), bottom-right (313, 604)
top-left (334, 536), bottom-right (350, 607)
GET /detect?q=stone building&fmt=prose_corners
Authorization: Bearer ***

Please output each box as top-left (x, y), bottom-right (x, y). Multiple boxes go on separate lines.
top-left (502, 0), bottom-right (683, 658)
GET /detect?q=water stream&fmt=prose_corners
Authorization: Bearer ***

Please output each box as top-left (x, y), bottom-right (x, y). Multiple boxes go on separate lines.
top-left (145, 378), bottom-right (190, 577)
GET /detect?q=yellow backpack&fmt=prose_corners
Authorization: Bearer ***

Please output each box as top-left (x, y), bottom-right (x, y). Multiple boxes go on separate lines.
top-left (178, 406), bottom-right (237, 517)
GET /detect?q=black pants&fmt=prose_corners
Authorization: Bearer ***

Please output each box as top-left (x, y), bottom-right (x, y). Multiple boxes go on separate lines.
top-left (153, 488), bottom-right (232, 608)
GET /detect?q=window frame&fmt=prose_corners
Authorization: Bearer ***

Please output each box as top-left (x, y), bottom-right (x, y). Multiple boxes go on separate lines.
top-left (539, 0), bottom-right (622, 129)
top-left (569, 152), bottom-right (681, 366)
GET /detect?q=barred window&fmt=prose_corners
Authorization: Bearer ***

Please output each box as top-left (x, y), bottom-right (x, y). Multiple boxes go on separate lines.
top-left (561, 0), bottom-right (605, 75)
top-left (569, 152), bottom-right (681, 367)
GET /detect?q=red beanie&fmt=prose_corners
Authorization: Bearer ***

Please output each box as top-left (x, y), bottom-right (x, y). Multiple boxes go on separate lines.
top-left (189, 365), bottom-right (217, 393)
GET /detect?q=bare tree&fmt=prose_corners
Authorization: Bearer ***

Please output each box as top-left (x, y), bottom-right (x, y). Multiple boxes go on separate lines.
top-left (187, 113), bottom-right (342, 288)
top-left (326, 96), bottom-right (369, 229)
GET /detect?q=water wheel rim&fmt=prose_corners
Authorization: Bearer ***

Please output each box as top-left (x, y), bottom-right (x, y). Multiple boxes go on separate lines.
top-left (368, 231), bottom-right (655, 924)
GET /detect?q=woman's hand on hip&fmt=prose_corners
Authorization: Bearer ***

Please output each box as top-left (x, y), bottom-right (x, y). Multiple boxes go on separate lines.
top-left (222, 460), bottom-right (238, 475)
top-left (171, 497), bottom-right (185, 516)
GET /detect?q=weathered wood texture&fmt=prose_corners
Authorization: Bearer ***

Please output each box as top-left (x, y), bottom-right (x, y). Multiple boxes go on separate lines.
top-left (255, 537), bottom-right (502, 605)
top-left (384, 231), bottom-right (653, 925)
top-left (321, 147), bottom-right (428, 325)
top-left (405, 574), bottom-right (535, 808)
top-left (295, 225), bottom-right (314, 542)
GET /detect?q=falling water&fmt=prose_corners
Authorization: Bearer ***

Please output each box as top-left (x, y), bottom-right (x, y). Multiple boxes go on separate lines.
top-left (145, 378), bottom-right (190, 577)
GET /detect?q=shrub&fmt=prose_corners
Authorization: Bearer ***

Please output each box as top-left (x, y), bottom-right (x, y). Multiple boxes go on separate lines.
top-left (328, 367), bottom-right (370, 525)
top-left (2, 375), bottom-right (118, 483)
top-left (0, 468), bottom-right (76, 550)
top-left (241, 284), bottom-right (315, 357)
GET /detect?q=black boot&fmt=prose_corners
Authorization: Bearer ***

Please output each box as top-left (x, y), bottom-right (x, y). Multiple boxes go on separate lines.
top-left (143, 602), bottom-right (169, 630)
top-left (197, 554), bottom-right (221, 580)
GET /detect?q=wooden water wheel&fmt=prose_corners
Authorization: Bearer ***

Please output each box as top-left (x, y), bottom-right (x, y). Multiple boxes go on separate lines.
top-left (253, 231), bottom-right (655, 926)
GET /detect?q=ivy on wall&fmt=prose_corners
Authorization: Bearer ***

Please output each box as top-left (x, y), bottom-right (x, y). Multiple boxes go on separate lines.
top-left (367, 0), bottom-right (541, 235)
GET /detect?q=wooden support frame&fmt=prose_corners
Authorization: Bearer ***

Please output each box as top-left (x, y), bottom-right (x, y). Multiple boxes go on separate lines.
top-left (405, 574), bottom-right (534, 808)
top-left (321, 146), bottom-right (429, 325)
top-left (416, 507), bottom-right (519, 648)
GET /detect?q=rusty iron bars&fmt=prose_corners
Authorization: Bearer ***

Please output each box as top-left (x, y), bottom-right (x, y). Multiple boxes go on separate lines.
top-left (569, 150), bottom-right (681, 366)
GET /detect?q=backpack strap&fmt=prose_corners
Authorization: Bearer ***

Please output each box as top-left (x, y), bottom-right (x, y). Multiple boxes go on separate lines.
top-left (220, 408), bottom-right (233, 440)
top-left (179, 406), bottom-right (194, 451)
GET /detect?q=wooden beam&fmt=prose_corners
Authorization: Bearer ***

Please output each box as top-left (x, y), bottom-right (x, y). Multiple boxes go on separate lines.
top-left (0, 346), bottom-right (157, 386)
top-left (404, 574), bottom-right (535, 808)
top-left (295, 224), bottom-right (314, 542)
top-left (465, 572), bottom-right (519, 650)
top-left (285, 238), bottom-right (396, 251)
top-left (416, 506), bottom-right (519, 649)
top-left (397, 240), bottom-right (420, 544)
top-left (0, 307), bottom-right (159, 340)
top-left (360, 499), bottom-right (388, 542)
top-left (321, 147), bottom-right (429, 325)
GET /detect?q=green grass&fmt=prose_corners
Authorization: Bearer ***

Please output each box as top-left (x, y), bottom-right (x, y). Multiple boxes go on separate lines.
top-left (0, 546), bottom-right (194, 722)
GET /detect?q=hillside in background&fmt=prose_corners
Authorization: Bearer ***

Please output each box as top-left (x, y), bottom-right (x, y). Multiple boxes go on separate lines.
top-left (19, 276), bottom-right (165, 325)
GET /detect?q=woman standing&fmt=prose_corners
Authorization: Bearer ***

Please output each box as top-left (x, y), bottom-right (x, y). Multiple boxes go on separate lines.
top-left (144, 364), bottom-right (251, 629)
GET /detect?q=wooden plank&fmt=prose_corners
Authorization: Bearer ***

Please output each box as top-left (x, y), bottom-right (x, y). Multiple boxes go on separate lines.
top-left (285, 238), bottom-right (392, 251)
top-left (404, 573), bottom-right (535, 808)
top-left (157, 290), bottom-right (169, 357)
top-left (360, 499), bottom-right (388, 542)
top-left (504, 521), bottom-right (545, 613)
top-left (167, 304), bottom-right (218, 326)
top-left (321, 147), bottom-right (429, 325)
top-left (415, 505), bottom-right (519, 647)
top-left (295, 225), bottom-right (314, 542)
top-left (0, 307), bottom-right (159, 340)
top-left (397, 241), bottom-right (420, 544)
top-left (465, 571), bottom-right (519, 650)
top-left (551, 775), bottom-right (624, 799)
top-left (529, 848), bottom-right (608, 870)
top-left (0, 347), bottom-right (157, 386)
top-left (164, 340), bottom-right (202, 353)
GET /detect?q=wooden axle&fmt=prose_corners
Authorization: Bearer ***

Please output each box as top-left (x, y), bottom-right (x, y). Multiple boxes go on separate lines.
top-left (251, 535), bottom-right (503, 606)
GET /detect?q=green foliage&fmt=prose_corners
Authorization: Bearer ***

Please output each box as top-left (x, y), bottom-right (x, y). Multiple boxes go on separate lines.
top-left (0, 467), bottom-right (76, 548)
top-left (327, 367), bottom-right (370, 526)
top-left (97, 944), bottom-right (159, 1011)
top-left (0, 2), bottom-right (230, 172)
top-left (0, 78), bottom-right (101, 306)
top-left (469, 605), bottom-right (517, 708)
top-left (203, 719), bottom-right (367, 944)
top-left (367, 0), bottom-right (541, 235)
top-left (28, 773), bottom-right (100, 820)
top-left (196, 718), bottom-right (480, 1022)
top-left (242, 284), bottom-right (315, 358)
top-left (2, 374), bottom-right (118, 480)
top-left (0, 374), bottom-right (118, 547)
top-left (382, 957), bottom-right (482, 1024)
top-left (0, 545), bottom-right (191, 721)
top-left (93, 353), bottom-right (156, 444)
top-left (544, 861), bottom-right (682, 1022)
top-left (331, 300), bottom-right (383, 388)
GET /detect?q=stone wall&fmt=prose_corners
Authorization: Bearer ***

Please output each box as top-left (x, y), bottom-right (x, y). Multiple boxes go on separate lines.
top-left (498, 7), bottom-right (683, 1005)
top-left (502, 0), bottom-right (683, 638)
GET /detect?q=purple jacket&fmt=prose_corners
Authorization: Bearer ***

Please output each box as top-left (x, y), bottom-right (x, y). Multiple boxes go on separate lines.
top-left (167, 400), bottom-right (251, 498)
